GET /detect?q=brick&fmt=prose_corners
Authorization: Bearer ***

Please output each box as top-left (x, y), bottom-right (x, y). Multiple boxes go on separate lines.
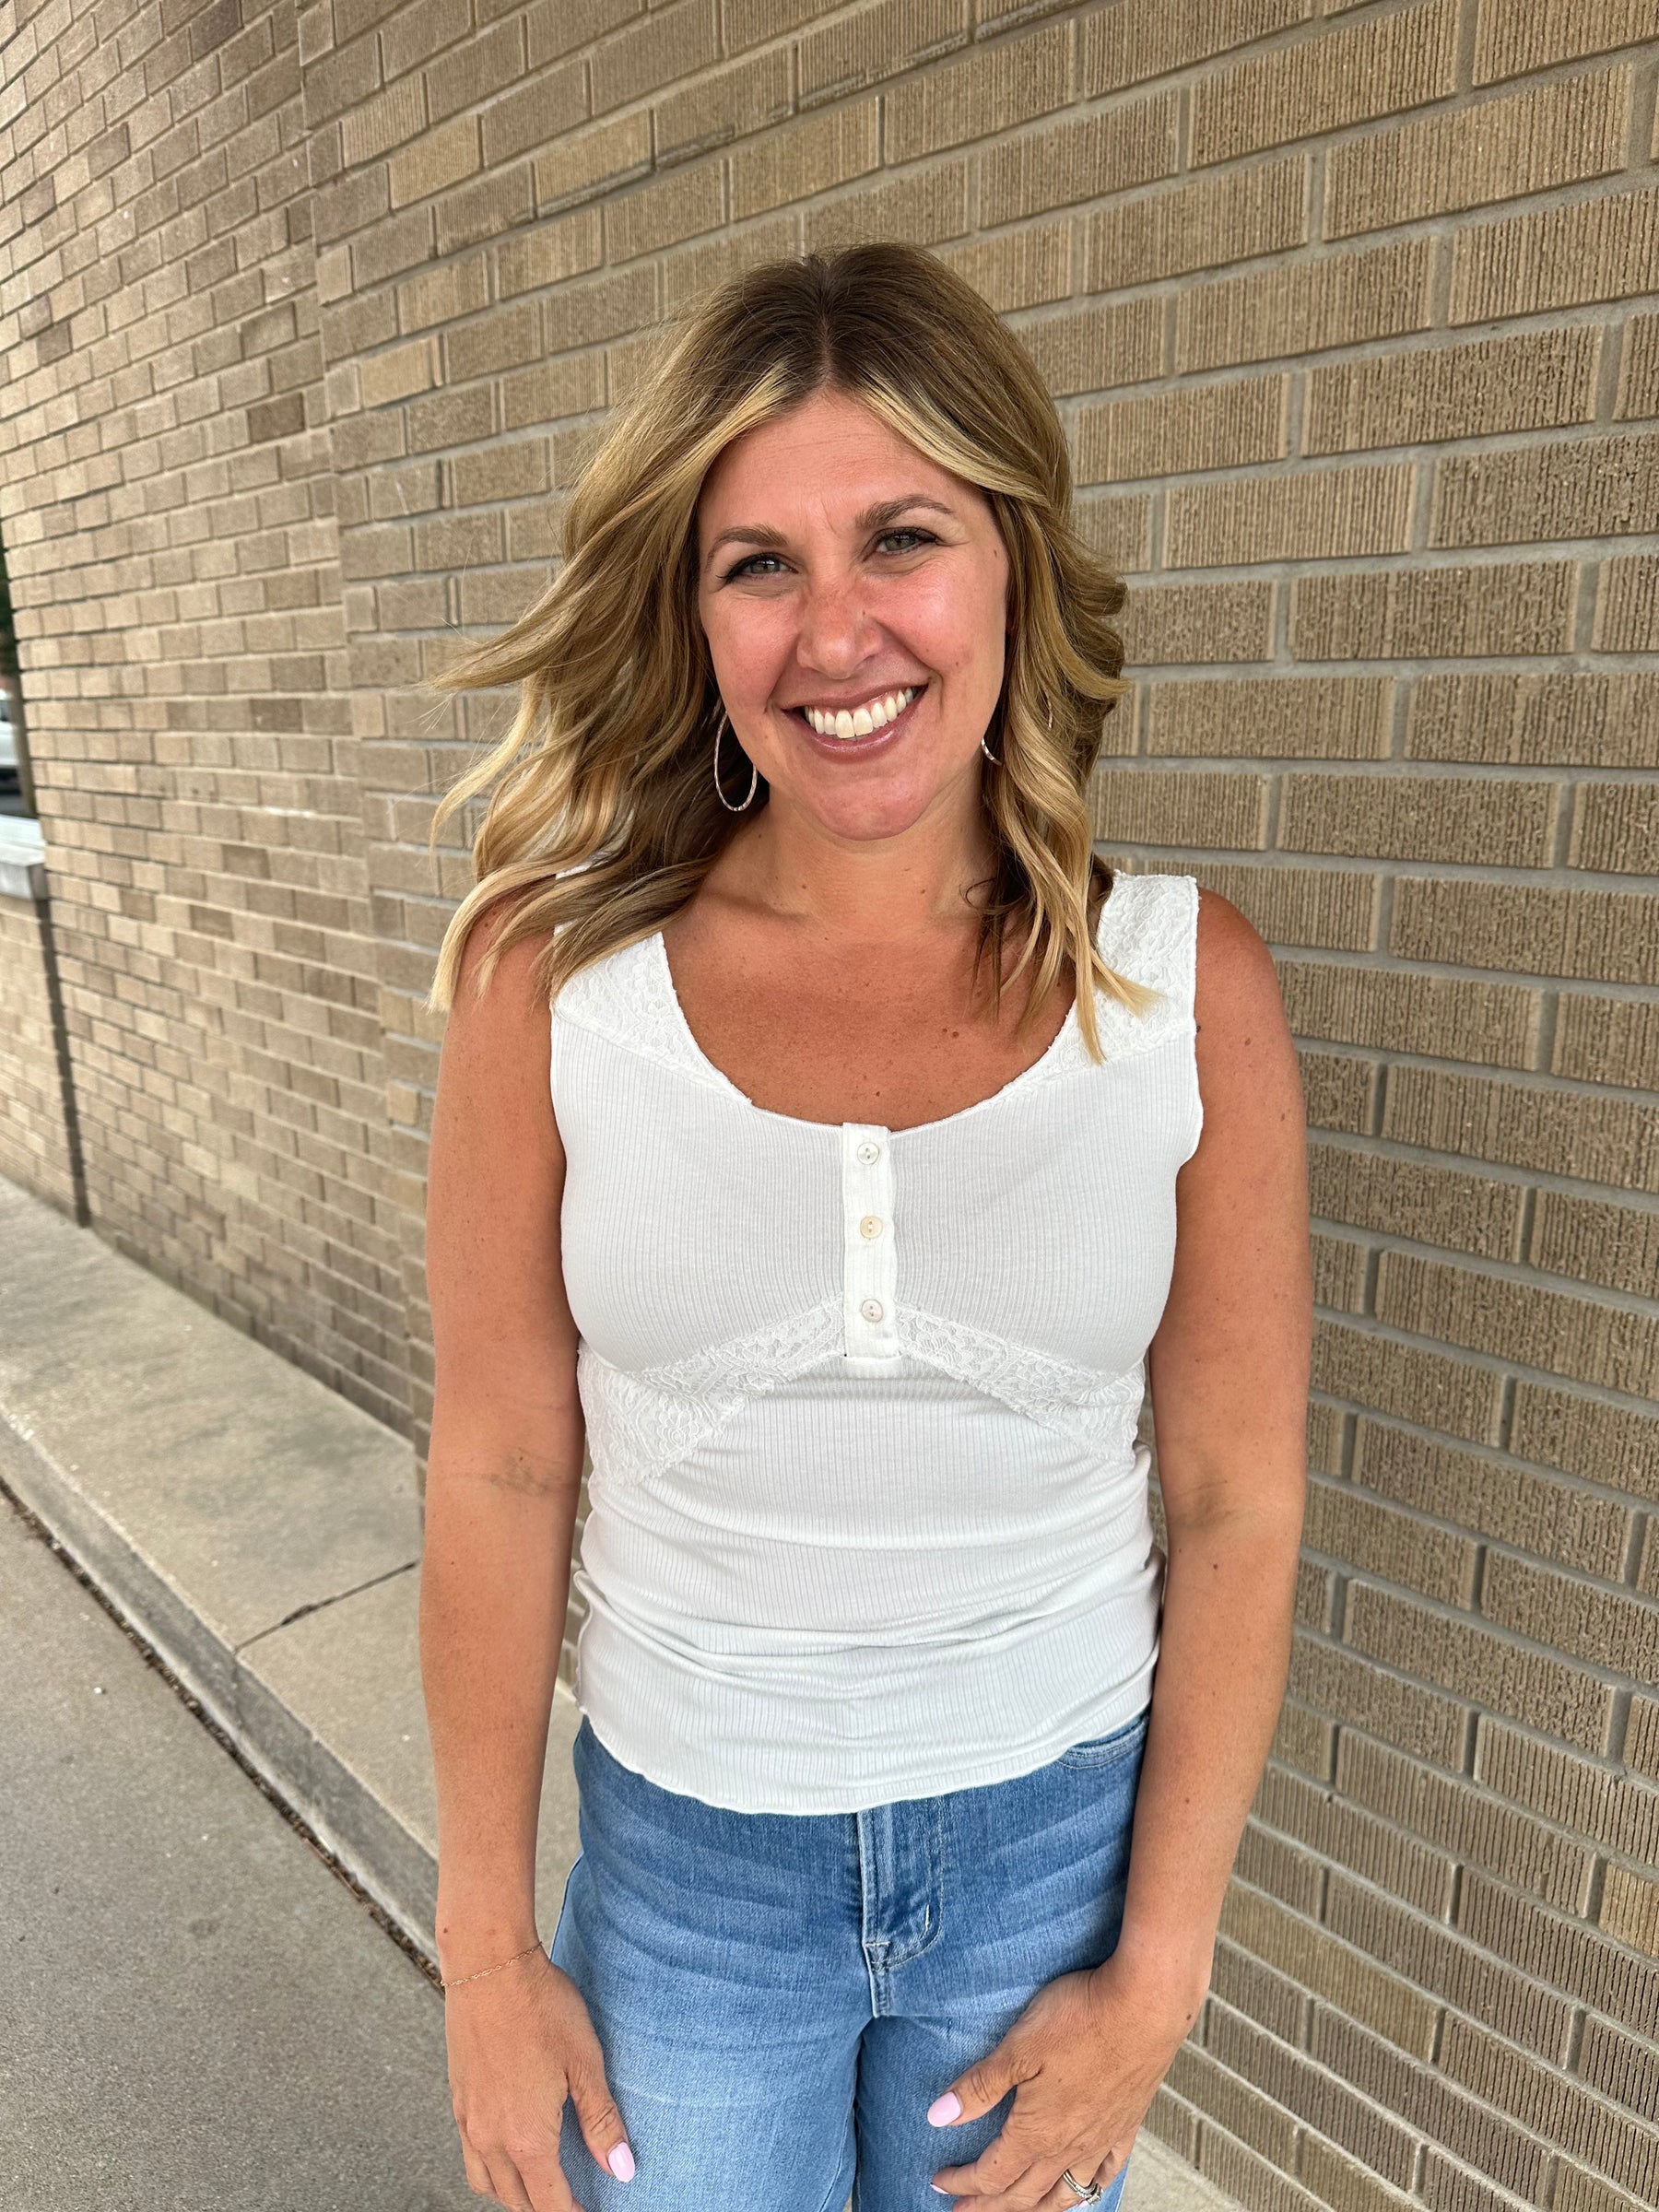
top-left (1418, 2148), bottom-right (1550, 2212)
top-left (1171, 463), bottom-right (1415, 567)
top-left (1073, 495), bottom-right (1155, 575)
top-left (1473, 0), bottom-right (1657, 86)
top-left (1279, 961), bottom-right (1539, 1067)
top-left (443, 300), bottom-right (541, 385)
top-left (723, 0), bottom-right (821, 51)
top-left (426, 18), bottom-right (531, 128)
top-left (1207, 2000), bottom-right (1419, 2187)
top-left (1353, 1418), bottom-right (1633, 1579)
top-left (1309, 1477), bottom-right (1477, 1601)
top-left (1300, 2136), bottom-right (1417, 2212)
top-left (605, 160), bottom-right (724, 264)
top-left (1091, 769), bottom-right (1268, 848)
top-left (729, 101), bottom-right (878, 221)
top-left (801, 161), bottom-right (970, 254)
top-left (1272, 1699), bottom-right (1335, 1781)
top-left (523, 0), bottom-right (640, 66)
top-left (1327, 1874), bottom-right (1574, 2066)
top-left (1213, 1924), bottom-right (1312, 2041)
top-left (1081, 0), bottom-right (1311, 96)
top-left (1191, 0), bottom-right (1458, 168)
top-left (1393, 880), bottom-right (1658, 989)
top-left (1461, 1871), bottom-right (1659, 2048)
top-left (1286, 772), bottom-right (1558, 866)
top-left (1313, 2006), bottom-right (1548, 2201)
top-left (1510, 1382), bottom-right (1659, 1501)
top-left (935, 225), bottom-right (1071, 313)
top-left (1614, 309), bottom-right (1659, 420)
top-left (1018, 300), bottom-right (1163, 397)
top-left (339, 76), bottom-right (425, 171)
top-left (494, 210), bottom-right (605, 301)
top-left (1291, 560), bottom-right (1577, 660)
top-left (1157, 861), bottom-right (1377, 950)
top-left (1432, 430), bottom-right (1659, 549)
top-left (1300, 1050), bottom-right (1377, 1134)
top-left (1376, 1249), bottom-right (1659, 1397)
top-left (1571, 782), bottom-right (1659, 876)
top-left (1312, 1318), bottom-right (1502, 1445)
top-left (1117, 582), bottom-right (1276, 665)
top-left (1553, 993), bottom-right (1659, 1094)
top-left (653, 49), bottom-right (791, 165)
top-left (988, 99), bottom-right (1183, 231)
top-left (542, 265), bottom-right (654, 355)
top-left (1085, 156), bottom-right (1307, 291)
top-left (660, 216), bottom-right (794, 316)
top-left (1310, 1142), bottom-right (1524, 1262)
top-left (1437, 2009), bottom-right (1659, 2202)
top-left (798, 0), bottom-right (969, 105)
top-left (1335, 1728), bottom-right (1602, 1900)
top-left (1220, 1882), bottom-right (1438, 2057)
top-left (1532, 1190), bottom-right (1659, 1300)
top-left (1166, 2038), bottom-right (1300, 2167)
top-left (1177, 238), bottom-right (1433, 375)
top-left (1600, 1865), bottom-right (1659, 1958)
top-left (1451, 184), bottom-right (1659, 324)
top-left (1627, 1696), bottom-right (1659, 1784)
top-left (1237, 1807), bottom-right (1328, 1917)
top-left (885, 21), bottom-right (1069, 164)
top-left (478, 59), bottom-right (587, 170)
top-left (1077, 374), bottom-right (1287, 486)
top-left (1313, 1232), bottom-right (1367, 1312)
top-left (1325, 66), bottom-right (1631, 237)
top-left (1594, 555), bottom-right (1659, 651)
top-left (533, 112), bottom-right (651, 212)
top-left (1476, 1718), bottom-right (1659, 1862)
top-left (1290, 1629), bottom-right (1466, 1766)
top-left (591, 0), bottom-right (718, 115)
top-left (359, 335), bottom-right (436, 408)
top-left (1305, 327), bottom-right (1601, 456)
top-left (1481, 1557), bottom-right (1659, 1688)
top-left (1406, 671), bottom-right (1659, 770)
top-left (386, 115), bottom-right (478, 209)
top-left (1147, 676), bottom-right (1393, 760)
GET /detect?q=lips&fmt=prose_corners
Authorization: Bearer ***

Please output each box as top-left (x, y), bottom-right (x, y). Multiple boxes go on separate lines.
top-left (787, 681), bottom-right (929, 752)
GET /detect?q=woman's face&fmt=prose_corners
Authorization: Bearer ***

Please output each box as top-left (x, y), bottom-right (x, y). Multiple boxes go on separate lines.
top-left (694, 388), bottom-right (1010, 844)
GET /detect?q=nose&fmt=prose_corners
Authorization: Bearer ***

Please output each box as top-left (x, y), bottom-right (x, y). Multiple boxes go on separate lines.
top-left (794, 564), bottom-right (880, 680)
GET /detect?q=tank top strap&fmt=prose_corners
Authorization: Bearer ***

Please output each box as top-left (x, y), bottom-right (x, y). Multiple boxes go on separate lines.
top-left (1089, 869), bottom-right (1200, 1058)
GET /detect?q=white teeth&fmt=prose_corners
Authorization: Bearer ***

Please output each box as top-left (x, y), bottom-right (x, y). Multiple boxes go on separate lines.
top-left (802, 686), bottom-right (917, 737)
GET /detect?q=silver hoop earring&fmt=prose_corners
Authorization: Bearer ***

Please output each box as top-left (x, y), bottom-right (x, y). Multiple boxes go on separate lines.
top-left (712, 707), bottom-right (758, 812)
top-left (981, 697), bottom-right (1051, 766)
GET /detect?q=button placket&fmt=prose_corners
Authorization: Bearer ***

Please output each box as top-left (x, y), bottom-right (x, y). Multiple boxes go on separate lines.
top-left (841, 1123), bottom-right (898, 1363)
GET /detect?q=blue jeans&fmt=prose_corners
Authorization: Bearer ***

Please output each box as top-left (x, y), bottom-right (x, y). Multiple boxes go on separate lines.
top-left (547, 1706), bottom-right (1150, 2211)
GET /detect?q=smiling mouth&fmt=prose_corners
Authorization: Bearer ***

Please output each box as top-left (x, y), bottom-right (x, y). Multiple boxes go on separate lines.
top-left (786, 684), bottom-right (924, 740)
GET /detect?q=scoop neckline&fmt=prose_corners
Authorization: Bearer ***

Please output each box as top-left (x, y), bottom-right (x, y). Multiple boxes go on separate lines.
top-left (650, 927), bottom-right (1089, 1140)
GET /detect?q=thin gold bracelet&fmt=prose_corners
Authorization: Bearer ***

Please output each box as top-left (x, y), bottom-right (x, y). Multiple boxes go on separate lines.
top-left (440, 1937), bottom-right (544, 1994)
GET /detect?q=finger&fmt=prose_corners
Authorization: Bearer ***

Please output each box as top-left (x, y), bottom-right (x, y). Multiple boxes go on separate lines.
top-left (515, 2137), bottom-right (586, 2212)
top-left (564, 2035), bottom-right (636, 2183)
top-left (478, 2150), bottom-right (536, 2212)
top-left (931, 2141), bottom-right (1045, 2201)
top-left (458, 2133), bottom-right (498, 2200)
top-left (927, 2041), bottom-right (1026, 2130)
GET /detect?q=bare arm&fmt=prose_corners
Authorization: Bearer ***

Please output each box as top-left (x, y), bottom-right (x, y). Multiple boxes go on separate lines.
top-left (421, 902), bottom-right (585, 1974)
top-left (1111, 887), bottom-right (1312, 2015)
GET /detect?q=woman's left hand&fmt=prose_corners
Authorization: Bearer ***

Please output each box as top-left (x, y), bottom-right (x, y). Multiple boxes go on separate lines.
top-left (924, 1948), bottom-right (1205, 2208)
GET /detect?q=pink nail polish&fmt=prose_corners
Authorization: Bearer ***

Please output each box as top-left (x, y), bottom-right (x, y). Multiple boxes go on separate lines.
top-left (927, 2091), bottom-right (961, 2124)
top-left (607, 2142), bottom-right (636, 2181)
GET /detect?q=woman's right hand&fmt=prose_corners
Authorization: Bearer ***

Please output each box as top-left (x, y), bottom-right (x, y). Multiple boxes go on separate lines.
top-left (444, 1949), bottom-right (636, 2211)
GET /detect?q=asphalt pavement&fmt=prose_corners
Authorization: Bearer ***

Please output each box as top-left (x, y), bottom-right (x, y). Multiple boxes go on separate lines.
top-left (0, 1488), bottom-right (477, 2212)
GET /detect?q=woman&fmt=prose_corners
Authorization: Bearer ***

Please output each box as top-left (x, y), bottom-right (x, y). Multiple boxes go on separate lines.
top-left (418, 244), bottom-right (1311, 2212)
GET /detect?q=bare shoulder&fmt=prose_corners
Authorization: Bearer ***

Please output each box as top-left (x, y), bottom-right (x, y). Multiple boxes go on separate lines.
top-left (1191, 888), bottom-right (1302, 1124)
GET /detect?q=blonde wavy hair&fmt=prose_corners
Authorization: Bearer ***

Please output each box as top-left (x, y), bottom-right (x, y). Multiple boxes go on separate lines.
top-left (425, 241), bottom-right (1151, 1054)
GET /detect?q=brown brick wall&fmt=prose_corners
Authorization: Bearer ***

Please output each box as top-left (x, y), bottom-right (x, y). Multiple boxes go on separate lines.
top-left (0, 887), bottom-right (78, 1213)
top-left (1, 5), bottom-right (1654, 2209)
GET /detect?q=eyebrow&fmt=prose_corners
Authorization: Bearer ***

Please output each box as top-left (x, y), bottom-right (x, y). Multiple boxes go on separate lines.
top-left (701, 495), bottom-right (959, 571)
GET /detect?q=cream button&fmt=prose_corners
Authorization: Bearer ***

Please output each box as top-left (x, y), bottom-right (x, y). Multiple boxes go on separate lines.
top-left (859, 1214), bottom-right (883, 1241)
top-left (856, 1140), bottom-right (880, 1164)
top-left (860, 1298), bottom-right (885, 1324)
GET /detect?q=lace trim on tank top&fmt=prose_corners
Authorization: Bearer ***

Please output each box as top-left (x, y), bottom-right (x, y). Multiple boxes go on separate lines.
top-left (580, 1304), bottom-right (1147, 1488)
top-left (554, 870), bottom-right (1198, 1082)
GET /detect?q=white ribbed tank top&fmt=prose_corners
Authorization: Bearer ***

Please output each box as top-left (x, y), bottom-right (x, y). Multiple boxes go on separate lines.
top-left (550, 869), bottom-right (1203, 1814)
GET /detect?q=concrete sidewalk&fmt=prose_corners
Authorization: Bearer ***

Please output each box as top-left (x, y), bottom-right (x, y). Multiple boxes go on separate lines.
top-left (0, 1175), bottom-right (1235, 2212)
